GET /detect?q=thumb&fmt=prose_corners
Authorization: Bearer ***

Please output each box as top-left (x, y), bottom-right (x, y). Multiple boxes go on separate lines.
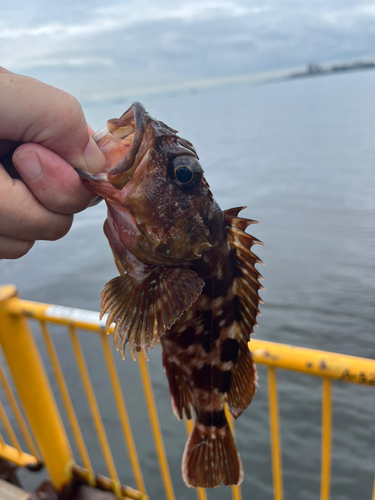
top-left (12, 143), bottom-right (95, 214)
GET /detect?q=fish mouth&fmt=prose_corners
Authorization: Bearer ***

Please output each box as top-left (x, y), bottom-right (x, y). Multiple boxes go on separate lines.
top-left (76, 102), bottom-right (146, 190)
top-left (105, 102), bottom-right (146, 190)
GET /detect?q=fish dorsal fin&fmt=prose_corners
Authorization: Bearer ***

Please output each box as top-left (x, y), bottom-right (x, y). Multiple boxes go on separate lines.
top-left (223, 207), bottom-right (262, 419)
top-left (100, 267), bottom-right (204, 360)
top-left (224, 207), bottom-right (264, 341)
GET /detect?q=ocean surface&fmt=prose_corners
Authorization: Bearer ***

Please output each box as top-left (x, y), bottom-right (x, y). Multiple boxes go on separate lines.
top-left (1, 70), bottom-right (375, 499)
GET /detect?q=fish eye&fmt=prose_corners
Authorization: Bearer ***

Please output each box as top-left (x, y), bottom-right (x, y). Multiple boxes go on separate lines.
top-left (175, 165), bottom-right (193, 184)
top-left (169, 156), bottom-right (202, 190)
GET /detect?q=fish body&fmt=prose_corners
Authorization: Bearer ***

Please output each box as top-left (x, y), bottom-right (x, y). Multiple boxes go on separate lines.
top-left (79, 103), bottom-right (263, 488)
top-left (162, 207), bottom-right (261, 487)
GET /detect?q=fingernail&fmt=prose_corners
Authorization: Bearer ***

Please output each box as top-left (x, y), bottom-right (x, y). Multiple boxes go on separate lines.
top-left (83, 137), bottom-right (106, 173)
top-left (13, 150), bottom-right (42, 181)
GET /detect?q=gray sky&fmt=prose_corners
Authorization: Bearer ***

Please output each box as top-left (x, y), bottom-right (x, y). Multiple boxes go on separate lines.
top-left (2, 0), bottom-right (375, 100)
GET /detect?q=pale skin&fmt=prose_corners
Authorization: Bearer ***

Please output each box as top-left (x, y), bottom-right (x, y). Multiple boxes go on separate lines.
top-left (0, 67), bottom-right (106, 259)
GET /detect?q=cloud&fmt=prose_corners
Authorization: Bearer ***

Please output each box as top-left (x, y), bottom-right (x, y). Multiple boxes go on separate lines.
top-left (93, 2), bottom-right (271, 24)
top-left (0, 2), bottom-right (271, 40)
top-left (1, 0), bottom-right (375, 101)
top-left (17, 57), bottom-right (115, 69)
top-left (0, 19), bottom-right (122, 40)
top-left (322, 4), bottom-right (375, 25)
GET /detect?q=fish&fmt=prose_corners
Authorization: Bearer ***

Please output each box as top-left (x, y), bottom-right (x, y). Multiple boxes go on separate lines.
top-left (78, 102), bottom-right (263, 488)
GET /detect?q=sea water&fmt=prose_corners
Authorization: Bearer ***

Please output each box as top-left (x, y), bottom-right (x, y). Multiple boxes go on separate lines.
top-left (1, 70), bottom-right (375, 499)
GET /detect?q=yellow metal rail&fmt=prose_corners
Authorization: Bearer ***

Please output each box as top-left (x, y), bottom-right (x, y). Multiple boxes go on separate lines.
top-left (40, 321), bottom-right (94, 480)
top-left (0, 284), bottom-right (374, 500)
top-left (250, 339), bottom-right (375, 386)
top-left (267, 367), bottom-right (283, 500)
top-left (0, 363), bottom-right (39, 460)
top-left (0, 286), bottom-right (72, 490)
top-left (320, 378), bottom-right (332, 500)
top-left (100, 331), bottom-right (146, 495)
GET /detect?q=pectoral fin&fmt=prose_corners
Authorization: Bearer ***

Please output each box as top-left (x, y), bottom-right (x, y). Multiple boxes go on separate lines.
top-left (100, 267), bottom-right (204, 360)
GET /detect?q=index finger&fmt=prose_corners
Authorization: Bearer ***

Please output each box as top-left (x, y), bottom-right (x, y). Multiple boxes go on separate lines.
top-left (0, 70), bottom-right (105, 173)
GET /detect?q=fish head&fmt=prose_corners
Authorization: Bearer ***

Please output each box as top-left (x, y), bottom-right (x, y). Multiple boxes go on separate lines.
top-left (80, 102), bottom-right (215, 267)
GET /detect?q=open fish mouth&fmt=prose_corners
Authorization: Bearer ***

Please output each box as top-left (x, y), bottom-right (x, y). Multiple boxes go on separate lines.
top-left (103, 102), bottom-right (145, 190)
top-left (77, 102), bottom-right (146, 189)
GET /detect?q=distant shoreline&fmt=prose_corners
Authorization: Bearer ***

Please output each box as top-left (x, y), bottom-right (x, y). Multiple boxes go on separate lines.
top-left (84, 59), bottom-right (375, 104)
top-left (288, 60), bottom-right (375, 80)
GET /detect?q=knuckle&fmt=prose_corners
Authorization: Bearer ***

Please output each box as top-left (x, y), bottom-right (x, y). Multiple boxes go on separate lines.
top-left (56, 92), bottom-right (84, 130)
top-left (37, 89), bottom-right (86, 147)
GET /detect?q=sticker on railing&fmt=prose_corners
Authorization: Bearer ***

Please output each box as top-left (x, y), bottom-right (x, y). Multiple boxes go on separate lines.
top-left (45, 305), bottom-right (109, 327)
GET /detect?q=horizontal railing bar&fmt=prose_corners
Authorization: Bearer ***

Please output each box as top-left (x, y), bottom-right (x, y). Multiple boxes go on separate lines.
top-left (5, 300), bottom-right (107, 332)
top-left (0, 442), bottom-right (39, 467)
top-left (250, 339), bottom-right (375, 386)
top-left (4, 298), bottom-right (375, 385)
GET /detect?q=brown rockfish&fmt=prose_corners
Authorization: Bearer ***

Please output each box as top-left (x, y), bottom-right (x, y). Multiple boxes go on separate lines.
top-left (78, 103), bottom-right (263, 488)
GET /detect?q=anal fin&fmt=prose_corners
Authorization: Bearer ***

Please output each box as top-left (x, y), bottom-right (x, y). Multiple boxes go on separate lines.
top-left (163, 355), bottom-right (192, 420)
top-left (228, 339), bottom-right (257, 418)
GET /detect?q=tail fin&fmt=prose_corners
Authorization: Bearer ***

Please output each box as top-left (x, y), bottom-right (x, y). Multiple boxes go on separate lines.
top-left (182, 415), bottom-right (243, 488)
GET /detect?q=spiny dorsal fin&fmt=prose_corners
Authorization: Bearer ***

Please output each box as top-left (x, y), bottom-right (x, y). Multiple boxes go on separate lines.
top-left (223, 206), bottom-right (247, 218)
top-left (223, 207), bottom-right (263, 341)
top-left (100, 267), bottom-right (204, 360)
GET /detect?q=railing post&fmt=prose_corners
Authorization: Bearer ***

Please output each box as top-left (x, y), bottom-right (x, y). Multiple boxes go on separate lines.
top-left (0, 285), bottom-right (73, 490)
top-left (320, 378), bottom-right (332, 500)
top-left (268, 366), bottom-right (283, 500)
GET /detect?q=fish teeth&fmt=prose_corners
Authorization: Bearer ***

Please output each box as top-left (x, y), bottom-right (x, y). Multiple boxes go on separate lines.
top-left (112, 126), bottom-right (134, 140)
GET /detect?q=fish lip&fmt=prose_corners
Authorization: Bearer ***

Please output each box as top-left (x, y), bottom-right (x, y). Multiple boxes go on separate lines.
top-left (75, 168), bottom-right (104, 182)
top-left (107, 102), bottom-right (146, 190)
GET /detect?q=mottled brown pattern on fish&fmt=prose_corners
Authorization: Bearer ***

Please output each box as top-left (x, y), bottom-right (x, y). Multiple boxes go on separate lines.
top-left (161, 207), bottom-right (261, 487)
top-left (79, 103), bottom-right (263, 489)
top-left (162, 212), bottom-right (258, 415)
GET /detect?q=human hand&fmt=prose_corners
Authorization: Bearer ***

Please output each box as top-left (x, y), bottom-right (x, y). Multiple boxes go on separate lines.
top-left (0, 67), bottom-right (106, 259)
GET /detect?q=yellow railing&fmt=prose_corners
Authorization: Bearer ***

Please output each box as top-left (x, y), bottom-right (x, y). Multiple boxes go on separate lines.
top-left (0, 284), bottom-right (374, 500)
